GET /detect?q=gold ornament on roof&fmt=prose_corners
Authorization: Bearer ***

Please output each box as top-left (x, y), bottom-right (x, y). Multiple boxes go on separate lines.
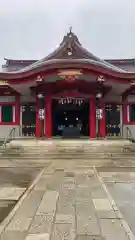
top-left (58, 69), bottom-right (82, 80)
top-left (0, 80), bottom-right (9, 86)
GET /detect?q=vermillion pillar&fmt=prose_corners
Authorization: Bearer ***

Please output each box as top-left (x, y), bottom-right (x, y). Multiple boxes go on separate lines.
top-left (36, 98), bottom-right (41, 137)
top-left (90, 96), bottom-right (96, 138)
top-left (100, 103), bottom-right (106, 137)
top-left (15, 95), bottom-right (20, 125)
top-left (45, 95), bottom-right (52, 138)
top-left (123, 102), bottom-right (128, 124)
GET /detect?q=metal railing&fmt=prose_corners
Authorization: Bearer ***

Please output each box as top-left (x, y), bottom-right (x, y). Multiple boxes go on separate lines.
top-left (126, 126), bottom-right (135, 142)
top-left (2, 127), bottom-right (16, 148)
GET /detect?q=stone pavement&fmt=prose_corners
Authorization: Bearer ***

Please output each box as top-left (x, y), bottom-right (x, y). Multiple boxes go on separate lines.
top-left (0, 166), bottom-right (134, 240)
top-left (100, 170), bottom-right (135, 236)
top-left (0, 139), bottom-right (135, 239)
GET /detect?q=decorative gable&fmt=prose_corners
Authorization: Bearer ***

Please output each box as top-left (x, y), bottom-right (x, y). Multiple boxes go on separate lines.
top-left (45, 28), bottom-right (99, 61)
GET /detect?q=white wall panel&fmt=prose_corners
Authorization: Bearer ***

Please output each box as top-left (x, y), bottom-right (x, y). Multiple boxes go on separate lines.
top-left (0, 96), bottom-right (15, 102)
top-left (127, 95), bottom-right (135, 102)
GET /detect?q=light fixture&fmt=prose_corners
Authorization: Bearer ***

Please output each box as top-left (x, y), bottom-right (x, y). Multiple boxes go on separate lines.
top-left (65, 117), bottom-right (67, 120)
top-left (76, 117), bottom-right (78, 121)
top-left (37, 93), bottom-right (44, 99)
top-left (96, 92), bottom-right (102, 99)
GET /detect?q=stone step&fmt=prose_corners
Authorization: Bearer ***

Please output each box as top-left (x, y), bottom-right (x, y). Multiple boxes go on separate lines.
top-left (0, 153), bottom-right (132, 159)
top-left (3, 151), bottom-right (134, 155)
top-left (5, 150), bottom-right (129, 154)
top-left (2, 151), bottom-right (135, 155)
top-left (17, 143), bottom-right (131, 146)
top-left (7, 147), bottom-right (132, 151)
top-left (16, 151), bottom-right (129, 155)
top-left (8, 146), bottom-right (131, 151)
top-left (16, 150), bottom-right (134, 154)
top-left (5, 146), bottom-right (130, 150)
top-left (1, 155), bottom-right (135, 160)
top-left (8, 139), bottom-right (131, 146)
top-left (0, 159), bottom-right (112, 163)
top-left (9, 147), bottom-right (131, 151)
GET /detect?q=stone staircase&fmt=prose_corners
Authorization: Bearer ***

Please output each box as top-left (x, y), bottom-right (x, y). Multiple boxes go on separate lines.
top-left (0, 139), bottom-right (134, 166)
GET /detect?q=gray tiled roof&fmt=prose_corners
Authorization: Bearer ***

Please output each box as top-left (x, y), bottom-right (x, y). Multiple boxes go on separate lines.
top-left (14, 58), bottom-right (126, 74)
top-left (2, 31), bottom-right (133, 74)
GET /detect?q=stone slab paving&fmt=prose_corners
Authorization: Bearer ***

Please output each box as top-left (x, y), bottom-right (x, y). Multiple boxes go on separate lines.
top-left (0, 165), bottom-right (132, 240)
top-left (0, 187), bottom-right (26, 200)
top-left (92, 198), bottom-right (113, 211)
top-left (100, 170), bottom-right (135, 236)
top-left (26, 233), bottom-right (49, 240)
top-left (0, 230), bottom-right (27, 240)
top-left (76, 237), bottom-right (104, 240)
top-left (1, 140), bottom-right (135, 239)
top-left (100, 219), bottom-right (129, 240)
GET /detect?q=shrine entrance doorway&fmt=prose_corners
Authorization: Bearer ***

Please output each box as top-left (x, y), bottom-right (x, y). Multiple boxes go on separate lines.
top-left (52, 97), bottom-right (89, 137)
top-left (21, 103), bottom-right (36, 136)
top-left (105, 103), bottom-right (121, 137)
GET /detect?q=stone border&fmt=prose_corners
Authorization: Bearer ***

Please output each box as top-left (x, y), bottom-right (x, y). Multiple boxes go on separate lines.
top-left (0, 166), bottom-right (47, 235)
top-left (94, 167), bottom-right (135, 240)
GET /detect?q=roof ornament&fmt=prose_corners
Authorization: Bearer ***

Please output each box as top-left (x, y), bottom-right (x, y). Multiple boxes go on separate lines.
top-left (97, 75), bottom-right (105, 84)
top-left (69, 26), bottom-right (72, 32)
top-left (60, 27), bottom-right (80, 47)
top-left (36, 75), bottom-right (43, 82)
top-left (69, 26), bottom-right (73, 37)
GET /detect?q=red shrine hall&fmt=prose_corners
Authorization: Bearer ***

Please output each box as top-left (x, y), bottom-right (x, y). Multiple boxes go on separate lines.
top-left (1, 30), bottom-right (135, 139)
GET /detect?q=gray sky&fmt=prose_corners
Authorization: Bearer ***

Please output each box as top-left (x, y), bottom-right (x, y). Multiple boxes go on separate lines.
top-left (0, 0), bottom-right (135, 65)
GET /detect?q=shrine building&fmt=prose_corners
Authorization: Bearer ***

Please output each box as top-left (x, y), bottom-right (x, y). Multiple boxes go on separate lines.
top-left (1, 30), bottom-right (135, 139)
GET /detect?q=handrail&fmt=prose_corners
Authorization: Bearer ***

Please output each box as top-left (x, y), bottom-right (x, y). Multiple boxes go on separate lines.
top-left (2, 127), bottom-right (16, 148)
top-left (126, 126), bottom-right (135, 142)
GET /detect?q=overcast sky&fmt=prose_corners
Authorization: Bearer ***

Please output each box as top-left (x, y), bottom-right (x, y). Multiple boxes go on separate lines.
top-left (0, 0), bottom-right (135, 65)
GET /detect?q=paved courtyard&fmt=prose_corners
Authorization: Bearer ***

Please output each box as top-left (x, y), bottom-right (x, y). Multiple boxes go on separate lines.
top-left (0, 140), bottom-right (135, 239)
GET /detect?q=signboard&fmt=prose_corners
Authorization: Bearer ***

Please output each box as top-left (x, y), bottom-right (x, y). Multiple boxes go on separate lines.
top-left (38, 109), bottom-right (44, 120)
top-left (96, 109), bottom-right (103, 120)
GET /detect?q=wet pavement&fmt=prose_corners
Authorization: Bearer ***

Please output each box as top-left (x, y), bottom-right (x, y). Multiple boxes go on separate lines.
top-left (0, 168), bottom-right (41, 188)
top-left (0, 167), bottom-right (41, 225)
top-left (0, 200), bottom-right (16, 224)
